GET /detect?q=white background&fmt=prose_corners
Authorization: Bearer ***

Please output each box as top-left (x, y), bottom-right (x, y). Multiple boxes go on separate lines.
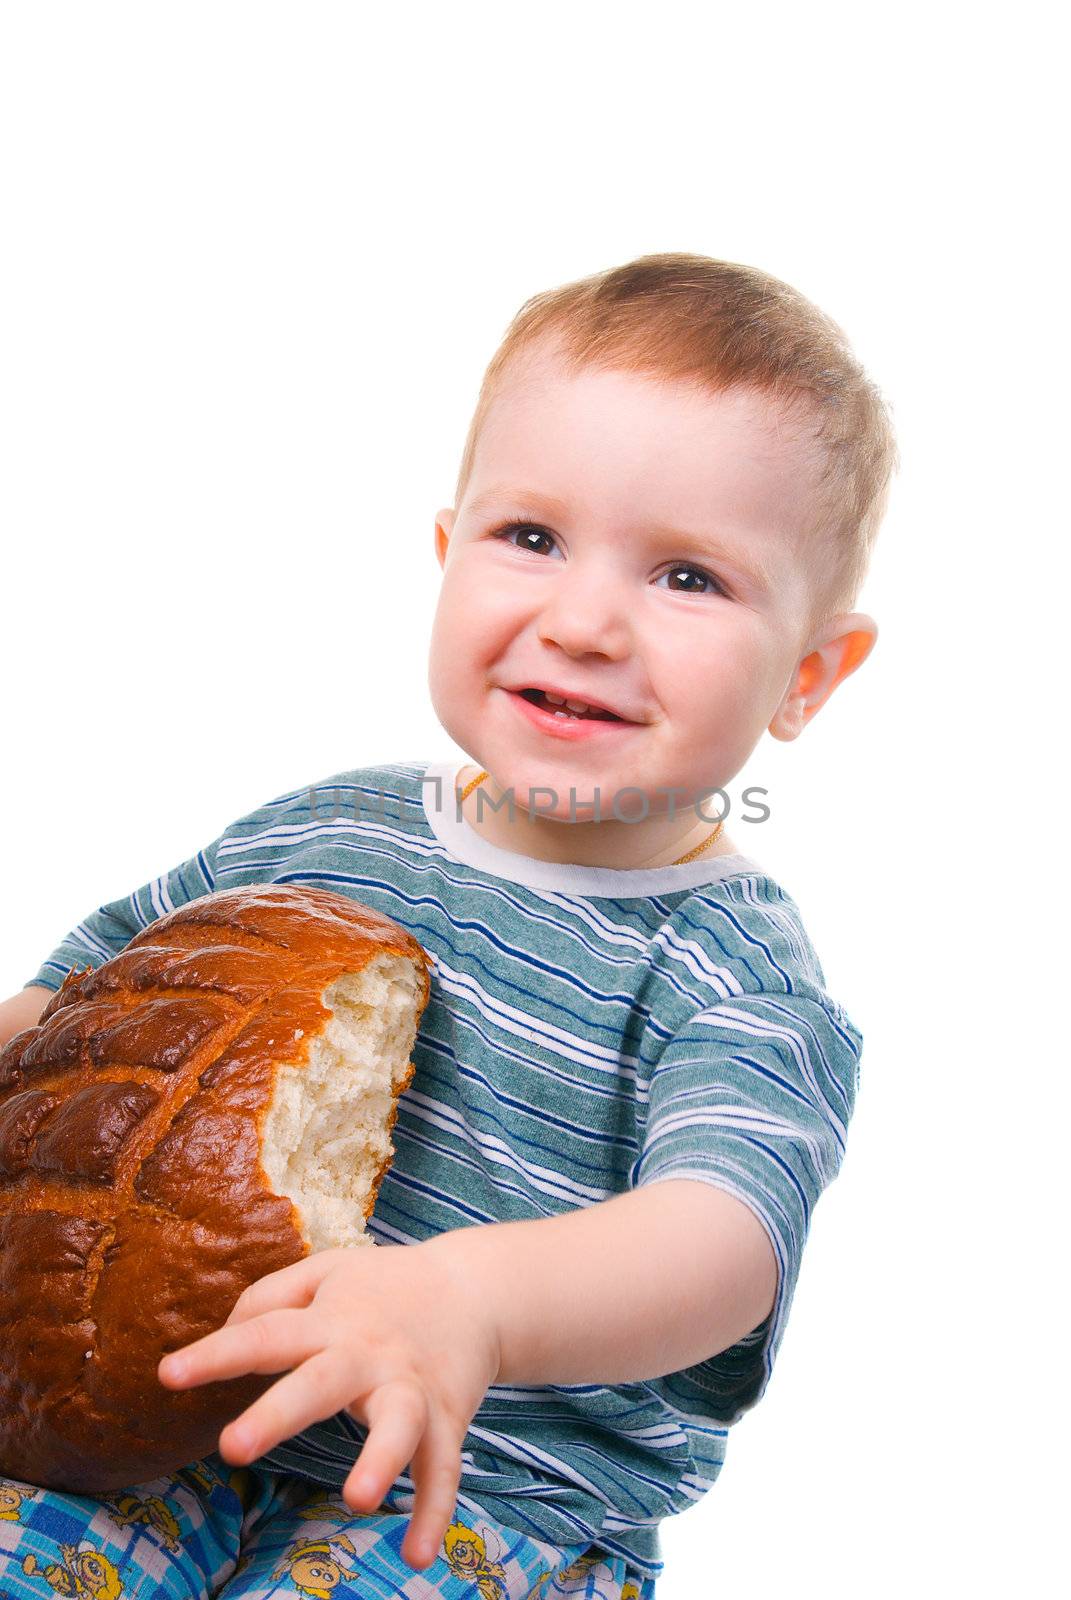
top-left (1, 4), bottom-right (1065, 1594)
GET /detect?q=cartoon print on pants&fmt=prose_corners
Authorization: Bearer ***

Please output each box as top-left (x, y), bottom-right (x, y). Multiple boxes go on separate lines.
top-left (21, 1542), bottom-right (123, 1598)
top-left (0, 1481), bottom-right (37, 1522)
top-left (272, 1534), bottom-right (357, 1595)
top-left (293, 1495), bottom-right (352, 1525)
top-left (103, 1491), bottom-right (182, 1552)
top-left (176, 1462), bottom-right (218, 1496)
top-left (442, 1518), bottom-right (509, 1597)
top-left (545, 1550), bottom-right (627, 1598)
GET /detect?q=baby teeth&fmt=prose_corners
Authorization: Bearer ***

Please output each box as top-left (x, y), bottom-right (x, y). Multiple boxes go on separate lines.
top-left (545, 692), bottom-right (595, 714)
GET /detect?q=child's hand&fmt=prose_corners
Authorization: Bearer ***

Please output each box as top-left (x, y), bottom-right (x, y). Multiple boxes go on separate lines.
top-left (156, 1239), bottom-right (501, 1571)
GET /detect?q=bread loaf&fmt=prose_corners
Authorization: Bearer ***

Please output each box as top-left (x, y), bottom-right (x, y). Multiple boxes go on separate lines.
top-left (0, 883), bottom-right (432, 1494)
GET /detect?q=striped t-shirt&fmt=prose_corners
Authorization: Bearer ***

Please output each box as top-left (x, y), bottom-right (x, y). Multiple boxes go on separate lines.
top-left (28, 759), bottom-right (863, 1581)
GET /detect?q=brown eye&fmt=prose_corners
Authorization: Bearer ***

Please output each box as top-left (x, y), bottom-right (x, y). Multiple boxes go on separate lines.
top-left (657, 563), bottom-right (727, 597)
top-left (492, 521), bottom-right (560, 557)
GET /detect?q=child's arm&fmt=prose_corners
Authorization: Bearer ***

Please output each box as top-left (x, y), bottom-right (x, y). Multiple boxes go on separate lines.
top-left (0, 985), bottom-right (52, 1048)
top-left (427, 1177), bottom-right (777, 1384)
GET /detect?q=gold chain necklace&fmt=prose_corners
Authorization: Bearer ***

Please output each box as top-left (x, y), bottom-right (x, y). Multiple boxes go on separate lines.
top-left (459, 770), bottom-right (724, 865)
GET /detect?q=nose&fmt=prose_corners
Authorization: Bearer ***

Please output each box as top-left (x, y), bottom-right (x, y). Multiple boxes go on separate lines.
top-left (534, 555), bottom-right (631, 659)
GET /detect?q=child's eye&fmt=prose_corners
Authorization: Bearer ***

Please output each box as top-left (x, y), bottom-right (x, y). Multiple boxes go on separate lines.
top-left (655, 563), bottom-right (729, 598)
top-left (490, 520), bottom-right (560, 557)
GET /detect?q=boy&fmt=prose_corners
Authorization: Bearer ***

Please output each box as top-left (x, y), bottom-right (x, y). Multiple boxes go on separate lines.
top-left (0, 252), bottom-right (896, 1598)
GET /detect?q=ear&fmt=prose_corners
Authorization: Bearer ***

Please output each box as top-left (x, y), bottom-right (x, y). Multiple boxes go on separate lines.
top-left (435, 508), bottom-right (456, 569)
top-left (769, 613), bottom-right (878, 741)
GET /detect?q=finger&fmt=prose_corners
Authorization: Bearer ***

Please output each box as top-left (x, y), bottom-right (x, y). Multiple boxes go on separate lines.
top-left (157, 1307), bottom-right (321, 1389)
top-left (223, 1250), bottom-right (345, 1327)
top-left (400, 1409), bottom-right (464, 1571)
top-left (217, 1348), bottom-right (360, 1465)
top-left (340, 1379), bottom-right (427, 1515)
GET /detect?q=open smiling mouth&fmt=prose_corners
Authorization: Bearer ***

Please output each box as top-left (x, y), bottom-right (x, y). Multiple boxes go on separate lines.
top-left (505, 688), bottom-right (641, 736)
top-left (515, 688), bottom-right (624, 722)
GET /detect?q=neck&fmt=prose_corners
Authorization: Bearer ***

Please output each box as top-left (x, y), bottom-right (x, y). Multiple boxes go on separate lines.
top-left (457, 767), bottom-right (734, 870)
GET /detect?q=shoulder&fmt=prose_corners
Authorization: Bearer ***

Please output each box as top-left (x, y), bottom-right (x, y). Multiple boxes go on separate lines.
top-left (200, 760), bottom-right (438, 893)
top-left (658, 870), bottom-right (862, 1047)
top-left (219, 761), bottom-right (432, 835)
top-left (666, 869), bottom-right (825, 993)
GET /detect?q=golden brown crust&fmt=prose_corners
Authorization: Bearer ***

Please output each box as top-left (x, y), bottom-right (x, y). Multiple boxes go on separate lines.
top-left (0, 883), bottom-right (431, 1493)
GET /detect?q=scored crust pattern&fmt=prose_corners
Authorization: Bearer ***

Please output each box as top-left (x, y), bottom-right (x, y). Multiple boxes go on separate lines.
top-left (0, 883), bottom-right (431, 1493)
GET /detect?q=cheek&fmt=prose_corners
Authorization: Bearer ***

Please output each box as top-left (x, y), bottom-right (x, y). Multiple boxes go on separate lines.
top-left (651, 620), bottom-right (783, 718)
top-left (647, 624), bottom-right (740, 699)
top-left (427, 595), bottom-right (471, 712)
top-left (428, 589), bottom-right (501, 714)
top-left (439, 569), bottom-right (528, 663)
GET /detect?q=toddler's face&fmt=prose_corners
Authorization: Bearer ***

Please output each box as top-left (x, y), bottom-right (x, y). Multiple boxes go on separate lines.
top-left (428, 348), bottom-right (832, 837)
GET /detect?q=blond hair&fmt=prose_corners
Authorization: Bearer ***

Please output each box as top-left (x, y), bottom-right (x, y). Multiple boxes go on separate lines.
top-left (454, 252), bottom-right (898, 635)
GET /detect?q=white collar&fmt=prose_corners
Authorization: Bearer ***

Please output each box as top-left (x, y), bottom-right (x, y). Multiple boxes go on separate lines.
top-left (420, 759), bottom-right (766, 897)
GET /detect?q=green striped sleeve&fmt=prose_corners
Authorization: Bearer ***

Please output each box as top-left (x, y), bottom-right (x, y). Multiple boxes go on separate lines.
top-left (634, 989), bottom-right (861, 1409)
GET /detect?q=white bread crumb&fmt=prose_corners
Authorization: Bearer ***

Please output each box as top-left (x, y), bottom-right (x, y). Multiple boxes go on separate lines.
top-left (259, 952), bottom-right (423, 1252)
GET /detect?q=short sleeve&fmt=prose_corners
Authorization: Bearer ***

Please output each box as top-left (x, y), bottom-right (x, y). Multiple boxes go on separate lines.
top-left (24, 832), bottom-right (226, 993)
top-left (631, 989), bottom-right (862, 1413)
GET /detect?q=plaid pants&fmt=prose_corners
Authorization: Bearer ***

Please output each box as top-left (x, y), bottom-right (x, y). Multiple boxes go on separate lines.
top-left (0, 1454), bottom-right (656, 1599)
